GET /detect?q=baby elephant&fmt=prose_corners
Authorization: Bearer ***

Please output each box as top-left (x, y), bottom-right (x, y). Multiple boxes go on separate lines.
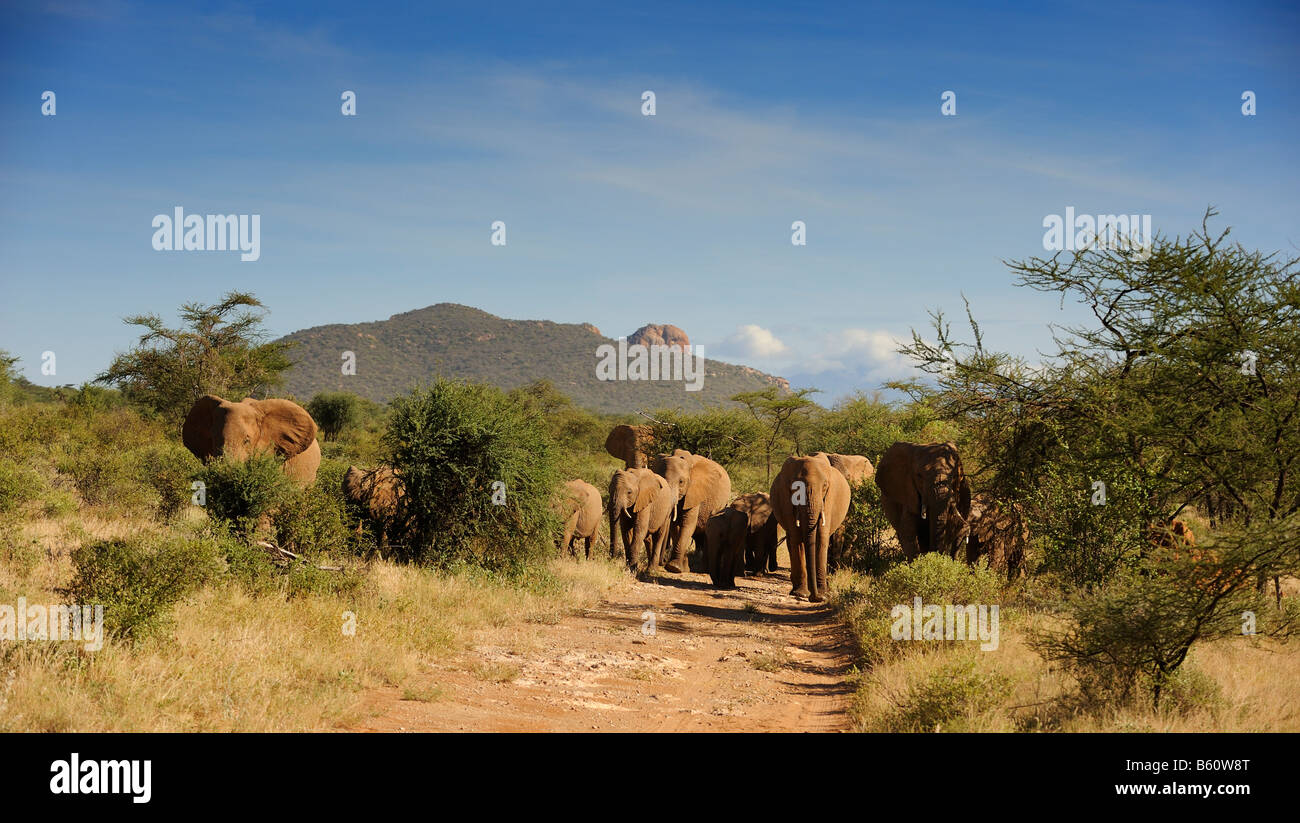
top-left (342, 465), bottom-right (404, 549)
top-left (608, 468), bottom-right (676, 572)
top-left (705, 492), bottom-right (779, 589)
top-left (555, 479), bottom-right (603, 558)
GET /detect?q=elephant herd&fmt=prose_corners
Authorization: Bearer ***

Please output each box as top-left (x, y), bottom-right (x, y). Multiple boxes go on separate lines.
top-left (583, 425), bottom-right (1026, 602)
top-left (176, 396), bottom-right (1026, 600)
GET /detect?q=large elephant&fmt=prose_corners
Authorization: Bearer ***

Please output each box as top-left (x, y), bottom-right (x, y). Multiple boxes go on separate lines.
top-left (651, 449), bottom-right (733, 573)
top-left (608, 468), bottom-right (676, 571)
top-left (965, 492), bottom-right (1027, 580)
top-left (817, 452), bottom-right (874, 569)
top-left (874, 441), bottom-right (971, 560)
top-left (770, 453), bottom-right (851, 602)
top-left (182, 394), bottom-right (321, 487)
top-left (343, 465), bottom-right (405, 548)
top-left (704, 492), bottom-right (779, 589)
top-left (605, 424), bottom-right (655, 469)
top-left (556, 479), bottom-right (603, 558)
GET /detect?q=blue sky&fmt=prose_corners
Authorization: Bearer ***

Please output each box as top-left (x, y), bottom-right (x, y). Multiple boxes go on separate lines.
top-left (1, 0), bottom-right (1297, 402)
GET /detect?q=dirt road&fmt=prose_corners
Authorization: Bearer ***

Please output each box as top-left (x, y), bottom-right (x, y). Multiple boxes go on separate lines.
top-left (352, 566), bottom-right (856, 732)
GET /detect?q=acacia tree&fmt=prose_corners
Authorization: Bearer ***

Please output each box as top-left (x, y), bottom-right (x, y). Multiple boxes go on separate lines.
top-left (894, 209), bottom-right (1300, 705)
top-left (732, 386), bottom-right (819, 483)
top-left (96, 292), bottom-right (293, 424)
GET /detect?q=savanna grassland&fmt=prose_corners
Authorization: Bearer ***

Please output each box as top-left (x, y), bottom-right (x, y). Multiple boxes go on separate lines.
top-left (2, 213), bottom-right (1299, 733)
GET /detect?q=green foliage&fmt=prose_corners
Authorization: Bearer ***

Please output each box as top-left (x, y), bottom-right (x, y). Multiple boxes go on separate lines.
top-left (875, 656), bottom-right (1011, 732)
top-left (835, 481), bottom-right (897, 575)
top-left (196, 454), bottom-right (294, 536)
top-left (833, 553), bottom-right (1004, 666)
top-left (137, 443), bottom-right (202, 520)
top-left (307, 391), bottom-right (361, 441)
top-left (0, 457), bottom-right (42, 516)
top-left (1032, 516), bottom-right (1300, 711)
top-left (272, 459), bottom-right (357, 556)
top-left (95, 291), bottom-right (293, 424)
top-left (58, 449), bottom-right (153, 509)
top-left (67, 535), bottom-right (222, 640)
top-left (1027, 462), bottom-right (1152, 588)
top-left (644, 406), bottom-right (764, 467)
top-left (811, 393), bottom-right (959, 462)
top-left (384, 379), bottom-right (561, 571)
top-left (732, 386), bottom-right (820, 483)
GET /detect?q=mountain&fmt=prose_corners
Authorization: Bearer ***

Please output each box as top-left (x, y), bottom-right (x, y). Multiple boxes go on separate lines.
top-left (277, 304), bottom-right (789, 413)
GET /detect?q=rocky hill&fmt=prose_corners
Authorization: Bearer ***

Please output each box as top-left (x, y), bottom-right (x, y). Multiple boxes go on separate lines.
top-left (277, 304), bottom-right (789, 413)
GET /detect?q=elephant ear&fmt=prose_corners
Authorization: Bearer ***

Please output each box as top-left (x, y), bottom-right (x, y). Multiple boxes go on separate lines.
top-left (181, 394), bottom-right (225, 461)
top-left (254, 398), bottom-right (318, 458)
top-left (634, 473), bottom-right (659, 513)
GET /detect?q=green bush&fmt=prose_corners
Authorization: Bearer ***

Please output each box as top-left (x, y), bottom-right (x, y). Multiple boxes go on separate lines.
top-left (832, 553), bottom-right (1004, 665)
top-left (272, 459), bottom-right (357, 556)
top-left (836, 481), bottom-right (897, 574)
top-left (1026, 462), bottom-right (1152, 589)
top-left (384, 380), bottom-right (560, 571)
top-left (67, 535), bottom-right (222, 640)
top-left (875, 657), bottom-right (1011, 732)
top-left (58, 449), bottom-right (151, 509)
top-left (137, 443), bottom-right (202, 520)
top-left (307, 392), bottom-right (361, 442)
top-left (196, 455), bottom-right (293, 536)
top-left (0, 457), bottom-right (41, 516)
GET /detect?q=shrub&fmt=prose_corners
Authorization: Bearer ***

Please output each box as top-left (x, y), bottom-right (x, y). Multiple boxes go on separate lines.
top-left (875, 657), bottom-right (1011, 732)
top-left (196, 455), bottom-right (293, 536)
top-left (384, 380), bottom-right (560, 571)
top-left (831, 553), bottom-right (1004, 665)
top-left (137, 443), bottom-right (202, 520)
top-left (307, 392), bottom-right (361, 442)
top-left (1031, 518), bottom-right (1300, 712)
top-left (1026, 462), bottom-right (1152, 589)
top-left (67, 535), bottom-right (221, 640)
top-left (0, 457), bottom-right (41, 516)
top-left (836, 481), bottom-right (896, 574)
top-left (272, 459), bottom-right (357, 556)
top-left (58, 449), bottom-right (152, 509)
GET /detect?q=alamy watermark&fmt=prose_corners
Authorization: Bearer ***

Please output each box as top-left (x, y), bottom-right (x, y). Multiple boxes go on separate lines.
top-left (151, 207), bottom-right (261, 261)
top-left (1042, 207), bottom-right (1151, 259)
top-left (1, 597), bottom-right (104, 652)
top-left (890, 597), bottom-right (1000, 651)
top-left (595, 340), bottom-right (705, 392)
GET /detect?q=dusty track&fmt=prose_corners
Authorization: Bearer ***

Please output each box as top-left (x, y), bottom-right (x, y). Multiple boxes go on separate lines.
top-left (351, 566), bottom-right (855, 732)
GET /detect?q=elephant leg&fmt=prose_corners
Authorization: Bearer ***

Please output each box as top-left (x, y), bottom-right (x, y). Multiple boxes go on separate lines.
top-left (665, 507), bottom-right (701, 573)
top-left (789, 529), bottom-right (809, 599)
top-left (810, 528), bottom-right (831, 603)
top-left (562, 511), bottom-right (579, 558)
top-left (584, 535), bottom-right (593, 560)
top-left (650, 526), bottom-right (670, 570)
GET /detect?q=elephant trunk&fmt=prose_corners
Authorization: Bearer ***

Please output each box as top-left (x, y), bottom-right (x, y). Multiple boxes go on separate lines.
top-left (801, 485), bottom-right (825, 598)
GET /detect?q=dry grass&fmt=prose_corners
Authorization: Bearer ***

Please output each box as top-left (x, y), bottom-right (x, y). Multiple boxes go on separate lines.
top-left (836, 581), bottom-right (1300, 733)
top-left (0, 508), bottom-right (627, 732)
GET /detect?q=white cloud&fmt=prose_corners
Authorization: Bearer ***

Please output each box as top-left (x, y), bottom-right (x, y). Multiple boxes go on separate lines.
top-left (720, 324), bottom-right (788, 358)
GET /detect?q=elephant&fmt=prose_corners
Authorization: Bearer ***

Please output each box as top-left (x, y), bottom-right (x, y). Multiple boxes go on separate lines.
top-left (816, 452), bottom-right (874, 569)
top-left (555, 479), bottom-right (603, 558)
top-left (182, 394), bottom-right (321, 487)
top-left (770, 453), bottom-right (851, 602)
top-left (608, 468), bottom-right (676, 571)
top-left (964, 492), bottom-right (1027, 580)
top-left (605, 424), bottom-right (655, 469)
top-left (342, 465), bottom-right (405, 548)
top-left (704, 492), bottom-right (779, 589)
top-left (651, 449), bottom-right (732, 573)
top-left (874, 441), bottom-right (971, 561)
